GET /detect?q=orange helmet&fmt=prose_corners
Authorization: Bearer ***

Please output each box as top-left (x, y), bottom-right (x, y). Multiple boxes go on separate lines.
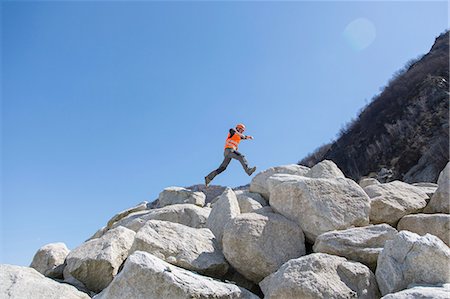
top-left (236, 123), bottom-right (246, 131)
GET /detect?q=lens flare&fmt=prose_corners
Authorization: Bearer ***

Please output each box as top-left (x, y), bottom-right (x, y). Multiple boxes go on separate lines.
top-left (343, 18), bottom-right (376, 51)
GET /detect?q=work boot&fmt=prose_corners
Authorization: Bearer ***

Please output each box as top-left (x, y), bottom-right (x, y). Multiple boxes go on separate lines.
top-left (247, 166), bottom-right (257, 176)
top-left (204, 176), bottom-right (212, 188)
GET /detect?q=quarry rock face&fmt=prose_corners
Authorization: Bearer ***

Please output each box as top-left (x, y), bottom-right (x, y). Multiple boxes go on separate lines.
top-left (30, 242), bottom-right (70, 279)
top-left (249, 164), bottom-right (310, 199)
top-left (313, 224), bottom-right (397, 270)
top-left (222, 211), bottom-right (305, 283)
top-left (364, 181), bottom-right (429, 225)
top-left (0, 264), bottom-right (90, 299)
top-left (130, 220), bottom-right (228, 277)
top-left (65, 226), bottom-right (136, 293)
top-left (269, 176), bottom-right (370, 242)
top-left (93, 251), bottom-right (260, 299)
top-left (375, 231), bottom-right (450, 296)
top-left (259, 253), bottom-right (380, 299)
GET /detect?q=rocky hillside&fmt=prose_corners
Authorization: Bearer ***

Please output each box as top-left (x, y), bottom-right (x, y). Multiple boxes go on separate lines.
top-left (300, 31), bottom-right (449, 183)
top-left (2, 160), bottom-right (449, 298)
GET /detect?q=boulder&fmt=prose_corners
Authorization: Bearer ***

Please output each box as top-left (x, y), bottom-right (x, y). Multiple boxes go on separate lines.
top-left (313, 224), bottom-right (397, 270)
top-left (380, 284), bottom-right (450, 299)
top-left (158, 186), bottom-right (206, 208)
top-left (65, 226), bottom-right (136, 293)
top-left (397, 213), bottom-right (450, 246)
top-left (424, 162), bottom-right (450, 213)
top-left (111, 203), bottom-right (210, 232)
top-left (222, 211), bottom-right (305, 283)
top-left (206, 188), bottom-right (240, 246)
top-left (376, 231), bottom-right (450, 296)
top-left (93, 251), bottom-right (259, 299)
top-left (270, 177), bottom-right (370, 242)
top-left (249, 164), bottom-right (310, 199)
top-left (412, 182), bottom-right (438, 198)
top-left (234, 190), bottom-right (267, 213)
top-left (130, 220), bottom-right (228, 277)
top-left (259, 253), bottom-right (380, 299)
top-left (0, 264), bottom-right (90, 299)
top-left (365, 181), bottom-right (429, 225)
top-left (359, 178), bottom-right (381, 188)
top-left (106, 201), bottom-right (148, 229)
top-left (30, 242), bottom-right (70, 279)
top-left (306, 159), bottom-right (346, 179)
top-left (266, 173), bottom-right (305, 198)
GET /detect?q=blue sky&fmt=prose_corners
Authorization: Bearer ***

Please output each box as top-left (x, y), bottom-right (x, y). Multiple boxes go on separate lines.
top-left (1, 1), bottom-right (448, 266)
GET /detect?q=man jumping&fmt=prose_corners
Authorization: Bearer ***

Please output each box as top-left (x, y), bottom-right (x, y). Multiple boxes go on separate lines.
top-left (205, 123), bottom-right (257, 187)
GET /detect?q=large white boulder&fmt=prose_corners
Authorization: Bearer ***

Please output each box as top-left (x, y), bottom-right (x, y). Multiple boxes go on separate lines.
top-left (111, 203), bottom-right (210, 232)
top-left (397, 213), bottom-right (450, 246)
top-left (306, 159), bottom-right (346, 179)
top-left (270, 177), bottom-right (370, 242)
top-left (365, 181), bottom-right (429, 225)
top-left (206, 188), bottom-right (240, 246)
top-left (313, 224), bottom-right (397, 270)
top-left (222, 211), bottom-right (305, 283)
top-left (93, 251), bottom-right (259, 299)
top-left (158, 186), bottom-right (206, 207)
top-left (106, 201), bottom-right (148, 229)
top-left (0, 264), bottom-right (90, 299)
top-left (376, 231), bottom-right (450, 296)
top-left (412, 182), bottom-right (438, 198)
top-left (249, 164), bottom-right (310, 199)
top-left (234, 190), bottom-right (267, 213)
top-left (266, 173), bottom-right (305, 198)
top-left (30, 242), bottom-right (70, 279)
top-left (65, 226), bottom-right (136, 293)
top-left (424, 162), bottom-right (450, 213)
top-left (130, 220), bottom-right (228, 277)
top-left (380, 284), bottom-right (450, 299)
top-left (259, 253), bottom-right (380, 299)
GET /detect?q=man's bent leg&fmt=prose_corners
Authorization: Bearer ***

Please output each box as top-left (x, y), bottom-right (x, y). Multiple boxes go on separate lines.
top-left (229, 150), bottom-right (253, 175)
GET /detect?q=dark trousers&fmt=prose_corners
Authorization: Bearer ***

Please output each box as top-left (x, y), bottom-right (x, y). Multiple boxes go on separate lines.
top-left (206, 148), bottom-right (251, 181)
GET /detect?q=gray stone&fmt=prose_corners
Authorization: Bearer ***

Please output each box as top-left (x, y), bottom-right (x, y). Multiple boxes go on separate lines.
top-left (376, 231), bottom-right (450, 296)
top-left (380, 284), bottom-right (450, 299)
top-left (365, 181), bottom-right (429, 225)
top-left (359, 178), bottom-right (381, 188)
top-left (93, 251), bottom-right (259, 299)
top-left (0, 264), bottom-right (90, 299)
top-left (222, 211), bottom-right (305, 283)
top-left (30, 242), bottom-right (70, 279)
top-left (65, 226), bottom-right (136, 293)
top-left (130, 220), bottom-right (228, 277)
top-left (259, 253), bottom-right (380, 299)
top-left (412, 182), bottom-right (438, 198)
top-left (206, 188), bottom-right (240, 246)
top-left (249, 164), bottom-right (310, 200)
top-left (111, 203), bottom-right (210, 232)
top-left (158, 186), bottom-right (206, 208)
top-left (270, 177), bottom-right (370, 242)
top-left (306, 159), bottom-right (346, 179)
top-left (313, 224), bottom-right (397, 270)
top-left (397, 213), bottom-right (450, 246)
top-left (106, 201), bottom-right (148, 229)
top-left (234, 190), bottom-right (267, 213)
top-left (424, 162), bottom-right (450, 213)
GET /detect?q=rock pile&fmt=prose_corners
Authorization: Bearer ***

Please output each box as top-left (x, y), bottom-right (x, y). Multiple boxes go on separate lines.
top-left (2, 160), bottom-right (449, 299)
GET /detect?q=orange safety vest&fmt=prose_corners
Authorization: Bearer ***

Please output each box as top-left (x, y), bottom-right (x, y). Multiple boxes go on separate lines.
top-left (224, 132), bottom-right (242, 150)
